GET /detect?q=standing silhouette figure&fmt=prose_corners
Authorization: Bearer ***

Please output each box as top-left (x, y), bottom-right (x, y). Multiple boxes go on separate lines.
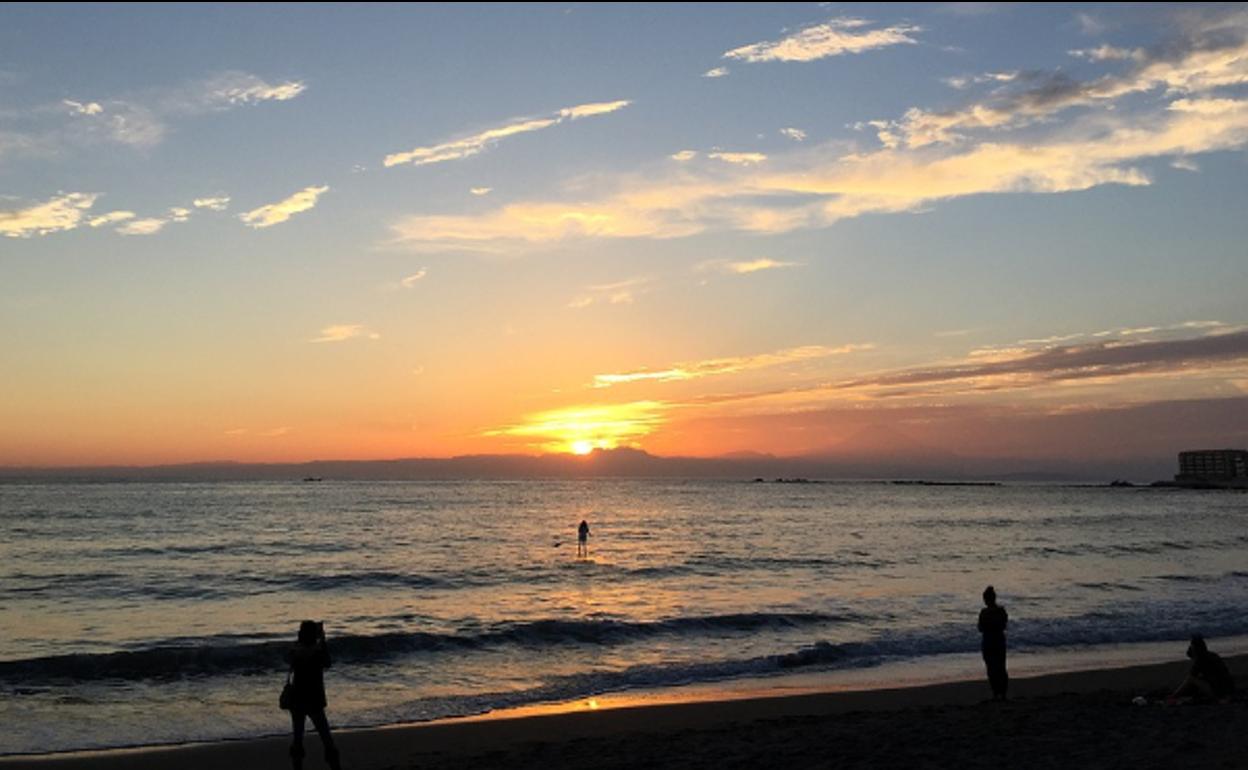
top-left (577, 519), bottom-right (590, 557)
top-left (287, 620), bottom-right (342, 770)
top-left (977, 586), bottom-right (1009, 701)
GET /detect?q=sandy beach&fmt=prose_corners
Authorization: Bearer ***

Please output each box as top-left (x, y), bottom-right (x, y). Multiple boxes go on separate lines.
top-left (4, 655), bottom-right (1243, 770)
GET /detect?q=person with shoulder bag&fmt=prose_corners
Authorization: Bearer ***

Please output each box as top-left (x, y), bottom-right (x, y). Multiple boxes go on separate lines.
top-left (282, 620), bottom-right (343, 770)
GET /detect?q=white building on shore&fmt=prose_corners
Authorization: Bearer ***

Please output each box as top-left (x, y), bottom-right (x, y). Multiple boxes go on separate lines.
top-left (1175, 449), bottom-right (1248, 488)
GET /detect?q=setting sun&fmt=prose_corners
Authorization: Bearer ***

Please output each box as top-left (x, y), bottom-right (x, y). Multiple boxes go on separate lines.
top-left (484, 401), bottom-right (666, 455)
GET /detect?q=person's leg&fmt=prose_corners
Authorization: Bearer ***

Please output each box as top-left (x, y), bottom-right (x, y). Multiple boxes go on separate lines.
top-left (309, 709), bottom-right (341, 770)
top-left (982, 650), bottom-right (996, 697)
top-left (289, 710), bottom-right (307, 769)
top-left (1172, 673), bottom-right (1211, 700)
top-left (984, 650), bottom-right (1007, 699)
top-left (1182, 676), bottom-right (1214, 700)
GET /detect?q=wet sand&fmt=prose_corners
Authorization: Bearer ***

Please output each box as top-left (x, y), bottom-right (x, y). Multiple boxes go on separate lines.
top-left (3, 655), bottom-right (1244, 770)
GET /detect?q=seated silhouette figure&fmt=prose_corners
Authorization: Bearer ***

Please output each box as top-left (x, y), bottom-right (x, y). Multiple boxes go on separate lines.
top-left (1170, 634), bottom-right (1235, 703)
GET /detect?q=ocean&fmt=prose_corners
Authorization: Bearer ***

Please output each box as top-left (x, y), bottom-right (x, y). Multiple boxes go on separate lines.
top-left (2, 480), bottom-right (1246, 755)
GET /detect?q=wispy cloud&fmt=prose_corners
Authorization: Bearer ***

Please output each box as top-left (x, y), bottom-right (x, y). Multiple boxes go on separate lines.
top-left (108, 203), bottom-right (200, 236)
top-left (470, 187), bottom-right (493, 196)
top-left (391, 11), bottom-right (1248, 250)
top-left (199, 72), bottom-right (305, 106)
top-left (239, 185), bottom-right (328, 229)
top-left (400, 269), bottom-right (428, 288)
top-left (1075, 11), bottom-right (1110, 37)
top-left (700, 258), bottom-right (801, 274)
top-left (568, 277), bottom-right (650, 309)
top-left (98, 104), bottom-right (165, 147)
top-left (941, 71), bottom-right (1018, 90)
top-left (193, 196), bottom-right (231, 211)
top-left (311, 324), bottom-right (381, 343)
top-left (593, 344), bottom-right (871, 389)
top-left (394, 91), bottom-right (1248, 247)
top-left (873, 11), bottom-right (1248, 149)
top-left (670, 150), bottom-right (698, 161)
top-left (723, 17), bottom-right (921, 63)
top-left (703, 67), bottom-right (729, 78)
top-left (1068, 44), bottom-right (1143, 63)
top-left (384, 100), bottom-right (630, 168)
top-left (833, 330), bottom-right (1248, 396)
top-left (645, 326), bottom-right (1248, 425)
top-left (224, 426), bottom-right (292, 438)
top-left (969, 321), bottom-right (1231, 358)
top-left (62, 99), bottom-right (103, 116)
top-left (116, 217), bottom-right (168, 236)
top-left (87, 210), bottom-right (135, 227)
top-left (708, 151), bottom-right (767, 165)
top-left (2, 71), bottom-right (305, 159)
top-left (779, 127), bottom-right (807, 141)
top-left (558, 101), bottom-right (631, 119)
top-left (0, 192), bottom-right (97, 238)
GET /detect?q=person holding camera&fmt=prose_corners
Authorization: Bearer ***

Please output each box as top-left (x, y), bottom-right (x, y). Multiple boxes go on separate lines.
top-left (286, 620), bottom-right (342, 770)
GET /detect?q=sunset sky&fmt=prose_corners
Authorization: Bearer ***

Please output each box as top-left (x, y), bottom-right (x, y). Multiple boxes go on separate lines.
top-left (3, 3), bottom-right (1247, 467)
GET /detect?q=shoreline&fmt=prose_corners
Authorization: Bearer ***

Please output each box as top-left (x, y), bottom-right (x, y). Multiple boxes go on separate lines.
top-left (4, 653), bottom-right (1243, 770)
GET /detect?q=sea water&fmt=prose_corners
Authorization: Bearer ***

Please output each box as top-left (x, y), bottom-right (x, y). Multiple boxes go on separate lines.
top-left (1, 480), bottom-right (1246, 755)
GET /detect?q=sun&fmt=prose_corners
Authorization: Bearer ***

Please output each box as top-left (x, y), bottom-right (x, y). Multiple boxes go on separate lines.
top-left (570, 439), bottom-right (595, 455)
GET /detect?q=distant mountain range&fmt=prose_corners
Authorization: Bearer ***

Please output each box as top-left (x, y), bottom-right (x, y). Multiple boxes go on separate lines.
top-left (0, 446), bottom-right (1176, 483)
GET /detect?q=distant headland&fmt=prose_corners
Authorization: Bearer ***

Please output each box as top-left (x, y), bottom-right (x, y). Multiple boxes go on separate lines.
top-left (0, 446), bottom-right (1196, 484)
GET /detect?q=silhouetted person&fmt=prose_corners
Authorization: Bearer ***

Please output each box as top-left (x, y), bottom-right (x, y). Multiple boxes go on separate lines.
top-left (287, 621), bottom-right (342, 770)
top-left (1170, 634), bottom-right (1234, 703)
top-left (577, 519), bottom-right (590, 557)
top-left (977, 585), bottom-right (1009, 701)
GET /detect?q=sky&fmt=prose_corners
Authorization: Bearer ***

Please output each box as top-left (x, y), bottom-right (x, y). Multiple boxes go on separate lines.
top-left (2, 3), bottom-right (1247, 468)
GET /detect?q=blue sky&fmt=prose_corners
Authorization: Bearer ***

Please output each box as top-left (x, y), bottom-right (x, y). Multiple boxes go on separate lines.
top-left (2, 3), bottom-right (1247, 466)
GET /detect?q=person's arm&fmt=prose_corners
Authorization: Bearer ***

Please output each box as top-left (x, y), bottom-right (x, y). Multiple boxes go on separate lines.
top-left (1170, 660), bottom-right (1202, 700)
top-left (977, 609), bottom-right (986, 633)
top-left (1170, 673), bottom-right (1196, 700)
top-left (317, 639), bottom-right (332, 669)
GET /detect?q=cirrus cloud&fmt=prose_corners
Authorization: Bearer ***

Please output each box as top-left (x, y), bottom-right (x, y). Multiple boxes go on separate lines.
top-left (708, 151), bottom-right (767, 165)
top-left (384, 100), bottom-right (631, 168)
top-left (400, 269), bottom-right (428, 288)
top-left (700, 258), bottom-right (802, 275)
top-left (87, 210), bottom-right (136, 227)
top-left (193, 196), bottom-right (231, 211)
top-left (115, 217), bottom-right (168, 236)
top-left (723, 17), bottom-right (921, 63)
top-left (2, 71), bottom-right (306, 160)
top-left (239, 185), bottom-right (329, 229)
top-left (391, 93), bottom-right (1248, 248)
top-left (310, 324), bottom-right (381, 343)
top-left (593, 344), bottom-right (872, 389)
